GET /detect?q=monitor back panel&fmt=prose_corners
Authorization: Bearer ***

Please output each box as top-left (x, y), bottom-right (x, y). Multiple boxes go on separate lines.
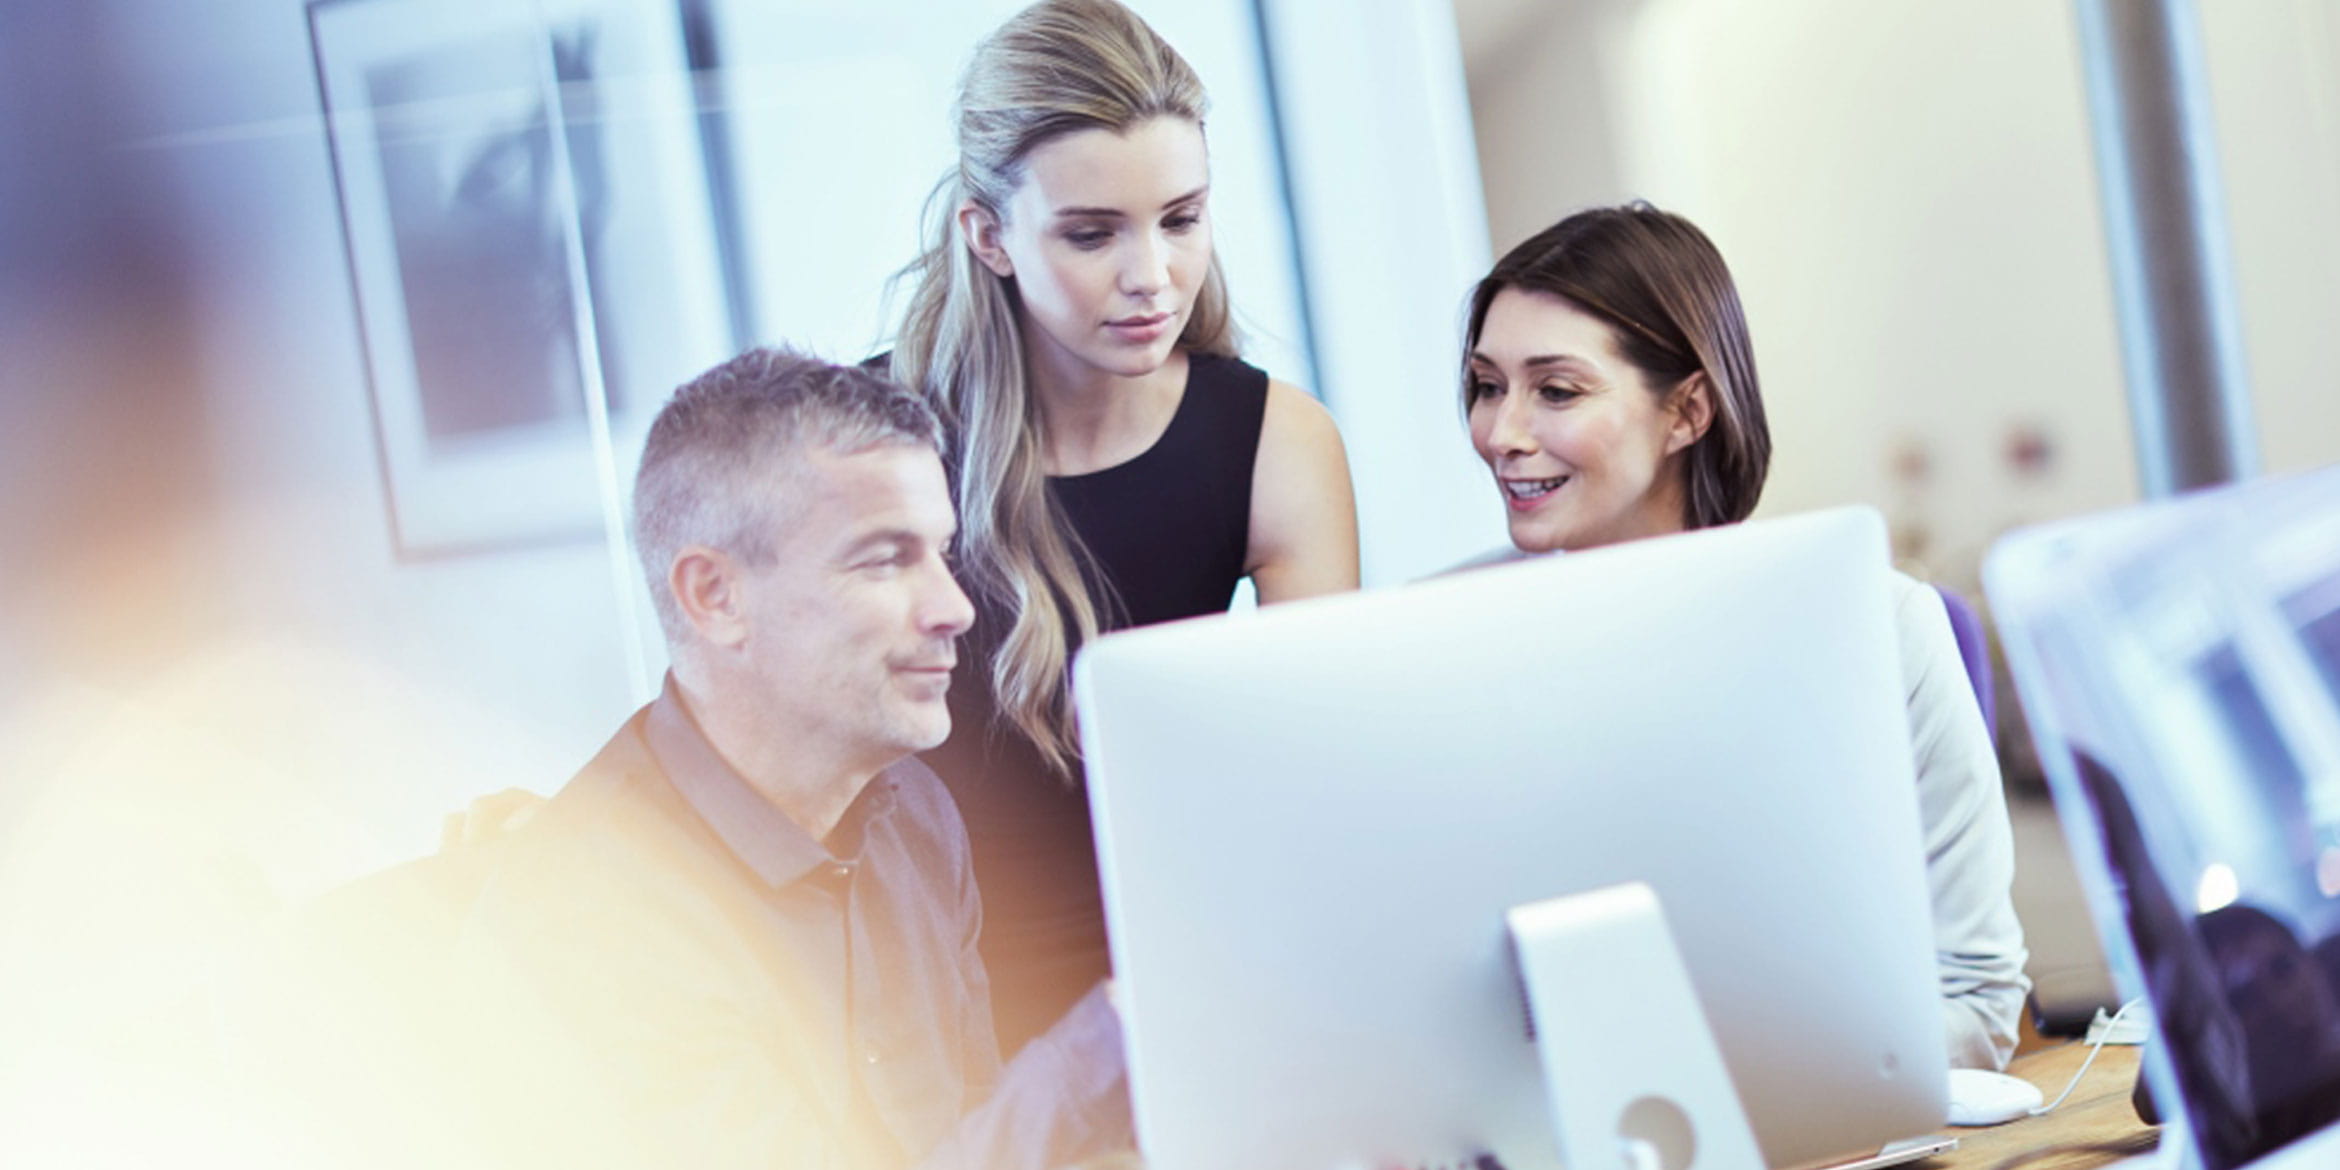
top-left (1078, 508), bottom-right (1946, 1170)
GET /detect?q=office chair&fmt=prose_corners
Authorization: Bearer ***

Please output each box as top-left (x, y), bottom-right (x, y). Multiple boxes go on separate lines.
top-left (1934, 583), bottom-right (1996, 739)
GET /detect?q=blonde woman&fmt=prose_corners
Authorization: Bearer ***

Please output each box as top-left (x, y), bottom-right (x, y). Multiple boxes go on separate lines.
top-left (885, 0), bottom-right (1359, 1053)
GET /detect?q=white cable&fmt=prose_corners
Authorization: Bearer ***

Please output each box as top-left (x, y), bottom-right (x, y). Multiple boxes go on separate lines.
top-left (2029, 996), bottom-right (2148, 1116)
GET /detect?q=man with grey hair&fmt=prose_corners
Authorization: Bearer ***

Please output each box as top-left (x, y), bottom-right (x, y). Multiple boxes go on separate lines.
top-left (432, 349), bottom-right (1131, 1169)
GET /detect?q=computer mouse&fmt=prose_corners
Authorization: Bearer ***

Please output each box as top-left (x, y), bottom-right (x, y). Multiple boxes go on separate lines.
top-left (1945, 1068), bottom-right (2045, 1126)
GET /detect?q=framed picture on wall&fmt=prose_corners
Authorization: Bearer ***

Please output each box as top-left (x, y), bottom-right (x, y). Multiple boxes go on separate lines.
top-left (309, 0), bottom-right (732, 557)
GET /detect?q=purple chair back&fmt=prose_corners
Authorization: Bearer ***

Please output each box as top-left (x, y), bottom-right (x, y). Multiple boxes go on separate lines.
top-left (1933, 584), bottom-right (1996, 738)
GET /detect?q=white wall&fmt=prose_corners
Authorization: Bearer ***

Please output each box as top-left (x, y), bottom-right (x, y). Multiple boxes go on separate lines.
top-left (2201, 1), bottom-right (2340, 481)
top-left (0, 26), bottom-right (690, 1153)
top-left (1462, 0), bottom-right (1638, 254)
top-left (1, 5), bottom-right (653, 1157)
top-left (90, 0), bottom-right (643, 881)
top-left (1264, 0), bottom-right (1507, 584)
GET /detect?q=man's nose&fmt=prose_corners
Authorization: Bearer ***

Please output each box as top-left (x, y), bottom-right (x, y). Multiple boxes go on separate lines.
top-left (925, 559), bottom-right (976, 639)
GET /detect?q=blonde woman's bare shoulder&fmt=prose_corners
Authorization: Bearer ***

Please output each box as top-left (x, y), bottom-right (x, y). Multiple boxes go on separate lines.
top-left (1260, 376), bottom-right (1342, 437)
top-left (1248, 378), bottom-right (1359, 601)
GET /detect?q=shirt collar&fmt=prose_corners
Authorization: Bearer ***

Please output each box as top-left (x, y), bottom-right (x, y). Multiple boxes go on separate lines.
top-left (644, 673), bottom-right (894, 889)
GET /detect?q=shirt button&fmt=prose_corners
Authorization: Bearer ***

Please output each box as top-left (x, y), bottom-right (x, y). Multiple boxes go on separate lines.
top-left (827, 862), bottom-right (852, 880)
top-left (863, 1046), bottom-right (882, 1066)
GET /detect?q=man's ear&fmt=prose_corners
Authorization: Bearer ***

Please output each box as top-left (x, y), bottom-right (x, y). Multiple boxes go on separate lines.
top-left (1664, 372), bottom-right (1718, 456)
top-left (958, 200), bottom-right (1014, 279)
top-left (670, 545), bottom-right (749, 648)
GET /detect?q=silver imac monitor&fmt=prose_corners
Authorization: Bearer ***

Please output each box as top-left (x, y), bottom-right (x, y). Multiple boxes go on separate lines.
top-left (1075, 507), bottom-right (1949, 1170)
top-left (1988, 464), bottom-right (2340, 1170)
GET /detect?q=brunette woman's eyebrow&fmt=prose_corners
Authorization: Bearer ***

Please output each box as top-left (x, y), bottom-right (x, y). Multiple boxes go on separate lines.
top-left (1469, 352), bottom-right (1595, 376)
top-left (1521, 354), bottom-right (1594, 372)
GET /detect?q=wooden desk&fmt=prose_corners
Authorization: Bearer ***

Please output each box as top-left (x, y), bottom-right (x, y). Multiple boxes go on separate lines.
top-left (1087, 1043), bottom-right (2163, 1170)
top-left (1925, 1042), bottom-right (2159, 1170)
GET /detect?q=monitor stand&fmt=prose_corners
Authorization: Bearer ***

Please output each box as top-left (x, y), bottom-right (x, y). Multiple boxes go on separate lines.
top-left (1508, 883), bottom-right (1764, 1170)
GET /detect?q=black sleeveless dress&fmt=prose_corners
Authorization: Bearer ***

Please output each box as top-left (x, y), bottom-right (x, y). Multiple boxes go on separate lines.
top-left (921, 352), bottom-right (1269, 1054)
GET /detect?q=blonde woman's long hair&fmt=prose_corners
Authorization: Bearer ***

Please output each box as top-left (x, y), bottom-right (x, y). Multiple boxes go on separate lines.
top-left (892, 0), bottom-right (1238, 780)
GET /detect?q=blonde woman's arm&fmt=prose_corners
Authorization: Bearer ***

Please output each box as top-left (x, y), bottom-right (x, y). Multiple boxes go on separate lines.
top-left (1246, 379), bottom-right (1360, 603)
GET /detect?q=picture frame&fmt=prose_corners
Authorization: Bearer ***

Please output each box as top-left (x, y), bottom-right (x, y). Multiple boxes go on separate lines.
top-left (309, 0), bottom-right (731, 556)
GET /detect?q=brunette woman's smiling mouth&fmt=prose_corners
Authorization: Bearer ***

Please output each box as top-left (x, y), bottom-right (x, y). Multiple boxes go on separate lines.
top-left (1500, 474), bottom-right (1569, 510)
